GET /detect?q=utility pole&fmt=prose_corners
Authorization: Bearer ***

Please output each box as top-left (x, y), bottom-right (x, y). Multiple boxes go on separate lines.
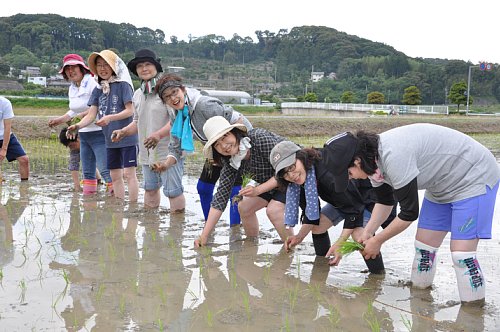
top-left (311, 65), bottom-right (314, 93)
top-left (466, 65), bottom-right (478, 115)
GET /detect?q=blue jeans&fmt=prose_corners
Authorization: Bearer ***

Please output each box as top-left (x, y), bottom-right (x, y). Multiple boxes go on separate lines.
top-left (142, 158), bottom-right (184, 198)
top-left (79, 130), bottom-right (111, 183)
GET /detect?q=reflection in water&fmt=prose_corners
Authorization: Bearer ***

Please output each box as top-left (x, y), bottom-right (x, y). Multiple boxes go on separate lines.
top-left (0, 171), bottom-right (499, 331)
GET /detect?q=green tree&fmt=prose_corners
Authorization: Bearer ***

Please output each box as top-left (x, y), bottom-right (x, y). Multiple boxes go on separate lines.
top-left (340, 91), bottom-right (356, 103)
top-left (40, 63), bottom-right (55, 77)
top-left (304, 92), bottom-right (318, 102)
top-left (367, 91), bottom-right (385, 104)
top-left (448, 81), bottom-right (470, 112)
top-left (402, 85), bottom-right (422, 105)
top-left (2, 45), bottom-right (39, 69)
top-left (0, 60), bottom-right (10, 75)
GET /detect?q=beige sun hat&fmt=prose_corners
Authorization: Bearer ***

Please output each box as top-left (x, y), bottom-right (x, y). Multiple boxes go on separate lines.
top-left (88, 50), bottom-right (119, 75)
top-left (202, 116), bottom-right (247, 159)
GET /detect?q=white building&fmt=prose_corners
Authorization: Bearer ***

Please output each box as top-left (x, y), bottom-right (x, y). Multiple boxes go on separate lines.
top-left (311, 71), bottom-right (324, 82)
top-left (28, 76), bottom-right (47, 87)
top-left (201, 89), bottom-right (252, 104)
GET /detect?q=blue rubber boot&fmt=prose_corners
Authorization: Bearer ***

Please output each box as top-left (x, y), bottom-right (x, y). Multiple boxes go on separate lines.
top-left (197, 179), bottom-right (215, 221)
top-left (229, 185), bottom-right (242, 226)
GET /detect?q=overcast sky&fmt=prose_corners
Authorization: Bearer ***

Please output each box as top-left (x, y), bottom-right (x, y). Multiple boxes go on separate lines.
top-left (3, 0), bottom-right (499, 65)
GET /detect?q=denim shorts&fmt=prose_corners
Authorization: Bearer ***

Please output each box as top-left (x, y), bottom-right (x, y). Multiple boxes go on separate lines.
top-left (320, 203), bottom-right (345, 226)
top-left (107, 145), bottom-right (138, 170)
top-left (142, 158), bottom-right (184, 198)
top-left (320, 203), bottom-right (372, 227)
top-left (418, 181), bottom-right (499, 240)
top-left (1, 134), bottom-right (26, 162)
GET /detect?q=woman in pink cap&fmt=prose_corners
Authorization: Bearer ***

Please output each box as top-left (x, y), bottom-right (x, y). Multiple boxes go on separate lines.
top-left (48, 54), bottom-right (111, 194)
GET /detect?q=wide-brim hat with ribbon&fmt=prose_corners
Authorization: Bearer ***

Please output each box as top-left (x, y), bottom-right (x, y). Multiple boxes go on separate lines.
top-left (59, 54), bottom-right (90, 74)
top-left (202, 116), bottom-right (247, 159)
top-left (88, 50), bottom-right (119, 75)
top-left (270, 141), bottom-right (301, 175)
top-left (127, 49), bottom-right (163, 76)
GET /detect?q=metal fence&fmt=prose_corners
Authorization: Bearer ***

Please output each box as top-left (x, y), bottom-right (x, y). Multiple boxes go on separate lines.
top-left (281, 102), bottom-right (449, 115)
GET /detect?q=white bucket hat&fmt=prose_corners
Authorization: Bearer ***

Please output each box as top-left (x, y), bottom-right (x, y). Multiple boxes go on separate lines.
top-left (203, 116), bottom-right (247, 159)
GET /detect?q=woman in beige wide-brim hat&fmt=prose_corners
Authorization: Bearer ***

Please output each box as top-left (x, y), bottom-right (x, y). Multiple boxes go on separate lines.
top-left (194, 116), bottom-right (294, 248)
top-left (67, 50), bottom-right (139, 202)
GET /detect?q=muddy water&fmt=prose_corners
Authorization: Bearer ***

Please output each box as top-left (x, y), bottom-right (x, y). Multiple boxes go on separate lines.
top-left (1, 166), bottom-right (500, 331)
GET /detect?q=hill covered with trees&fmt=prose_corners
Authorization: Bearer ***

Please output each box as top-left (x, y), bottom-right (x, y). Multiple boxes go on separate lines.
top-left (1, 14), bottom-right (499, 106)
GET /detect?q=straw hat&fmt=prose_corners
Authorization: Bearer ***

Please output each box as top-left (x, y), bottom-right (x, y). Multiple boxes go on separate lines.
top-left (88, 50), bottom-right (118, 75)
top-left (202, 116), bottom-right (247, 159)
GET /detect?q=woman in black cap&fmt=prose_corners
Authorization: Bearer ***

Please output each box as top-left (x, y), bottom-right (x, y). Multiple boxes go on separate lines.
top-left (270, 139), bottom-right (396, 274)
top-left (112, 49), bottom-right (185, 211)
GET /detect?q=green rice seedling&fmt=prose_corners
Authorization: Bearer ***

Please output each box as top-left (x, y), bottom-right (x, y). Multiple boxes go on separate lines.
top-left (343, 285), bottom-right (371, 293)
top-left (338, 238), bottom-right (364, 256)
top-left (400, 314), bottom-right (412, 331)
top-left (119, 295), bottom-right (126, 316)
top-left (231, 172), bottom-right (256, 204)
top-left (0, 268), bottom-right (3, 286)
top-left (326, 303), bottom-right (341, 326)
top-left (282, 313), bottom-right (291, 332)
top-left (158, 285), bottom-right (167, 304)
top-left (205, 309), bottom-right (214, 327)
top-left (307, 283), bottom-right (322, 301)
top-left (157, 318), bottom-right (165, 332)
top-left (288, 283), bottom-right (299, 312)
top-left (241, 291), bottom-right (251, 320)
top-left (95, 284), bottom-right (106, 303)
top-left (363, 301), bottom-right (388, 332)
top-left (18, 279), bottom-right (27, 304)
top-left (62, 269), bottom-right (70, 286)
top-left (230, 268), bottom-right (238, 290)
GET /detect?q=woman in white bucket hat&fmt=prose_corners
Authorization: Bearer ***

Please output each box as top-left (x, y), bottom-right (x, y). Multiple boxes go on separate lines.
top-left (193, 116), bottom-right (294, 247)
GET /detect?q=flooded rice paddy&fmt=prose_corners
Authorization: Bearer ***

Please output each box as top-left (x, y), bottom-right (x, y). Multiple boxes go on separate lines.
top-left (0, 137), bottom-right (500, 331)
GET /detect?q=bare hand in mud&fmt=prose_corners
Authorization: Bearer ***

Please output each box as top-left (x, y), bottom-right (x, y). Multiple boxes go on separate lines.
top-left (66, 125), bottom-right (79, 139)
top-left (194, 236), bottom-right (207, 248)
top-left (111, 129), bottom-right (123, 142)
top-left (238, 185), bottom-right (258, 197)
top-left (95, 115), bottom-right (110, 127)
top-left (326, 243), bottom-right (342, 266)
top-left (143, 134), bottom-right (160, 149)
top-left (151, 161), bottom-right (168, 173)
top-left (361, 237), bottom-right (382, 260)
top-left (285, 235), bottom-right (302, 252)
top-left (48, 118), bottom-right (62, 127)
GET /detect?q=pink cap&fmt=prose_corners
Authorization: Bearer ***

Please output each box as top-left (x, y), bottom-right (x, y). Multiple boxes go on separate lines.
top-left (59, 54), bottom-right (90, 74)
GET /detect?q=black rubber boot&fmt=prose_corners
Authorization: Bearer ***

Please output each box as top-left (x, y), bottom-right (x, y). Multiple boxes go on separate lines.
top-left (364, 253), bottom-right (385, 274)
top-left (312, 232), bottom-right (331, 256)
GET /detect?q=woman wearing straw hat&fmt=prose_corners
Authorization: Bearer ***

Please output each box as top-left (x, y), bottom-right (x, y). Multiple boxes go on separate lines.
top-left (49, 53), bottom-right (112, 194)
top-left (153, 73), bottom-right (252, 226)
top-left (111, 49), bottom-right (185, 211)
top-left (193, 116), bottom-right (294, 247)
top-left (68, 50), bottom-right (139, 202)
